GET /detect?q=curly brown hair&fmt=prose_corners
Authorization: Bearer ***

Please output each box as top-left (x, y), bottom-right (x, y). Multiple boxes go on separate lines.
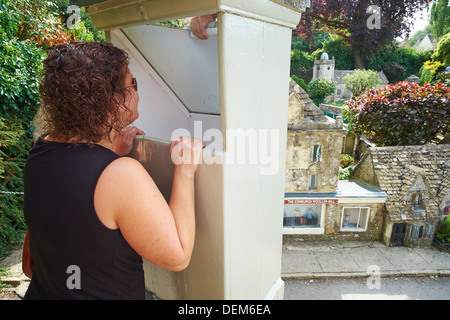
top-left (39, 41), bottom-right (132, 144)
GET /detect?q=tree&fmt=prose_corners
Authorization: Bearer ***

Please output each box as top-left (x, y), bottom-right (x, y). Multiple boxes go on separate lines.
top-left (431, 31), bottom-right (450, 66)
top-left (296, 0), bottom-right (431, 69)
top-left (429, 0), bottom-right (450, 40)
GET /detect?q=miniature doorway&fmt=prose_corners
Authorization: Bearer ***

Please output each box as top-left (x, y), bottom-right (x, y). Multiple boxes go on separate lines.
top-left (390, 223), bottom-right (407, 247)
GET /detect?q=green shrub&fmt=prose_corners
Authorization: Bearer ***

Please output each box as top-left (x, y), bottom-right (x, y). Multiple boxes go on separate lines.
top-left (436, 216), bottom-right (450, 243)
top-left (308, 78), bottom-right (336, 106)
top-left (292, 75), bottom-right (309, 92)
top-left (367, 46), bottom-right (431, 80)
top-left (345, 81), bottom-right (450, 146)
top-left (419, 32), bottom-right (450, 84)
top-left (431, 32), bottom-right (450, 67)
top-left (343, 69), bottom-right (382, 98)
top-left (339, 154), bottom-right (355, 180)
top-left (290, 49), bottom-right (315, 83)
top-left (339, 166), bottom-right (354, 180)
top-left (0, 117), bottom-right (30, 259)
top-left (340, 154), bottom-right (354, 168)
top-left (419, 60), bottom-right (445, 85)
top-left (0, 32), bottom-right (46, 124)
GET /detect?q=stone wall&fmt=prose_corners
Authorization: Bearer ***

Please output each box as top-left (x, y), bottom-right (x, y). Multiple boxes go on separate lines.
top-left (286, 130), bottom-right (343, 193)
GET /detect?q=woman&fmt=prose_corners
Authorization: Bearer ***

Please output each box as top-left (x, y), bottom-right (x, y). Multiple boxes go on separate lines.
top-left (23, 41), bottom-right (203, 300)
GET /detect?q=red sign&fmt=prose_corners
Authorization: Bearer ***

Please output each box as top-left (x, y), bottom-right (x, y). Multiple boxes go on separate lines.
top-left (284, 199), bottom-right (338, 205)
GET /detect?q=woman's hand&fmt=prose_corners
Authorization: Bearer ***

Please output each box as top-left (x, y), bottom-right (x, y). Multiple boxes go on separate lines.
top-left (190, 14), bottom-right (217, 40)
top-left (170, 137), bottom-right (205, 177)
top-left (113, 126), bottom-right (145, 156)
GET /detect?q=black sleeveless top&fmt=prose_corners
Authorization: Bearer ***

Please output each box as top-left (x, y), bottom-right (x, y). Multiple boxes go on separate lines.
top-left (23, 138), bottom-right (145, 300)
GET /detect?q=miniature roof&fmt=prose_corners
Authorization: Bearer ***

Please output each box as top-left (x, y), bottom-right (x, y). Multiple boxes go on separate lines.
top-left (288, 79), bottom-right (344, 131)
top-left (351, 143), bottom-right (450, 219)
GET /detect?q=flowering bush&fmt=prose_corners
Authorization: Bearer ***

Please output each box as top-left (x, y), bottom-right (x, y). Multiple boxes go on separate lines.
top-left (419, 60), bottom-right (444, 85)
top-left (344, 81), bottom-right (450, 146)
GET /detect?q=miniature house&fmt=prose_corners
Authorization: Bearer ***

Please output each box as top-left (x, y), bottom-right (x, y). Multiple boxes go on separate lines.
top-left (284, 80), bottom-right (387, 240)
top-left (311, 53), bottom-right (389, 102)
top-left (75, 0), bottom-right (310, 299)
top-left (350, 143), bottom-right (450, 247)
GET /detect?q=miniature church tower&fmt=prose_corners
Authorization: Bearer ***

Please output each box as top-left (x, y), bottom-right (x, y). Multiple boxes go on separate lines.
top-left (311, 52), bottom-right (335, 82)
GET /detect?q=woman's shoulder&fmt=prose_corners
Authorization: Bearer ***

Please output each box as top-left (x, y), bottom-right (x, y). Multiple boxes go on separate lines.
top-left (103, 156), bottom-right (147, 179)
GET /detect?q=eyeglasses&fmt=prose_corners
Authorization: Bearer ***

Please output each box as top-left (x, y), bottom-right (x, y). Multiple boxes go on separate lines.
top-left (124, 77), bottom-right (138, 92)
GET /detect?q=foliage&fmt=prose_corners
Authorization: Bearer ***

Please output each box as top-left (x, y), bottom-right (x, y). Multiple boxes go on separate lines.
top-left (297, 0), bottom-right (430, 69)
top-left (157, 19), bottom-right (185, 29)
top-left (419, 60), bottom-right (445, 84)
top-left (431, 32), bottom-right (450, 67)
top-left (340, 154), bottom-right (354, 168)
top-left (0, 0), bottom-right (73, 48)
top-left (290, 49), bottom-right (315, 82)
top-left (0, 29), bottom-right (46, 125)
top-left (343, 69), bottom-right (382, 98)
top-left (436, 70), bottom-right (450, 86)
top-left (339, 165), bottom-right (354, 180)
top-left (419, 32), bottom-right (450, 84)
top-left (308, 78), bottom-right (336, 106)
top-left (0, 117), bottom-right (30, 259)
top-left (367, 45), bottom-right (432, 81)
top-left (291, 75), bottom-right (308, 92)
top-left (50, 0), bottom-right (106, 42)
top-left (345, 81), bottom-right (450, 146)
top-left (0, 0), bottom-right (75, 124)
top-left (429, 0), bottom-right (450, 40)
top-left (292, 29), bottom-right (331, 52)
top-left (339, 154), bottom-right (355, 180)
top-left (435, 216), bottom-right (450, 243)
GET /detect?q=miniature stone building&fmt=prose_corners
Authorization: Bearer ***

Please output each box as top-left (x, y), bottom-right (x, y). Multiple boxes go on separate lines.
top-left (350, 144), bottom-right (450, 247)
top-left (284, 79), bottom-right (387, 240)
top-left (311, 54), bottom-right (389, 102)
top-left (286, 79), bottom-right (344, 193)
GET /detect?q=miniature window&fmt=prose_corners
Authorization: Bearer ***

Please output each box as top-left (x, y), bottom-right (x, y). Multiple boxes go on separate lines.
top-left (311, 145), bottom-right (321, 162)
top-left (408, 222), bottom-right (434, 240)
top-left (309, 175), bottom-right (317, 190)
top-left (411, 193), bottom-right (425, 213)
top-left (341, 207), bottom-right (370, 232)
top-left (283, 204), bottom-right (321, 228)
